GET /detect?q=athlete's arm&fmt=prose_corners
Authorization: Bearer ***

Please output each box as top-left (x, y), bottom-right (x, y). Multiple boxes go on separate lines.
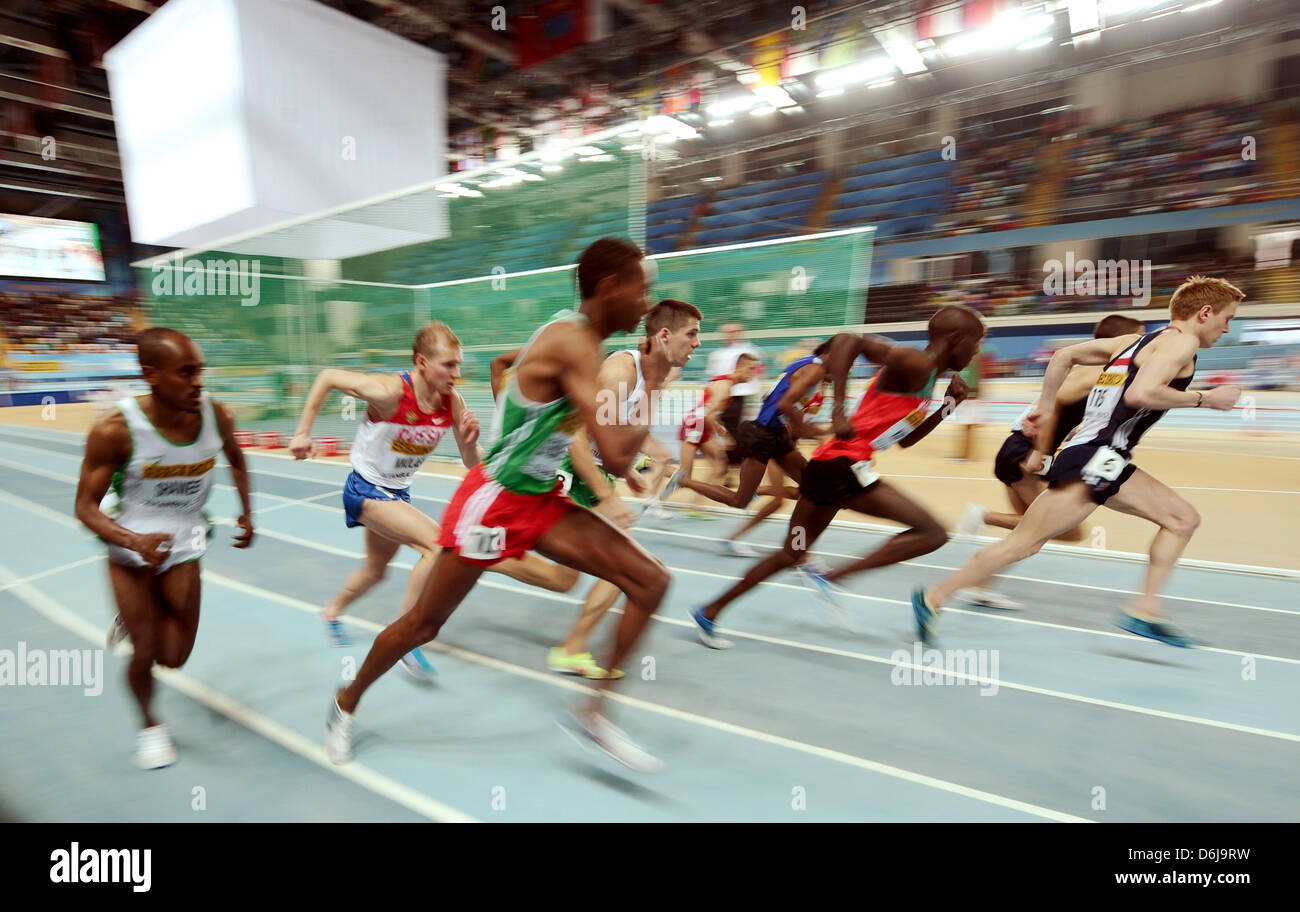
top-left (1125, 334), bottom-right (1238, 410)
top-left (776, 362), bottom-right (827, 439)
top-left (73, 414), bottom-right (172, 566)
top-left (551, 329), bottom-right (647, 478)
top-left (571, 353), bottom-right (636, 525)
top-left (290, 369), bottom-right (404, 458)
top-left (449, 390), bottom-right (483, 469)
top-left (824, 333), bottom-right (908, 439)
top-left (703, 377), bottom-right (733, 441)
top-left (900, 373), bottom-right (969, 448)
top-left (1031, 366), bottom-right (1099, 460)
top-left (214, 399), bottom-right (254, 548)
top-left (1030, 335), bottom-right (1138, 430)
top-left (491, 349), bottom-right (521, 399)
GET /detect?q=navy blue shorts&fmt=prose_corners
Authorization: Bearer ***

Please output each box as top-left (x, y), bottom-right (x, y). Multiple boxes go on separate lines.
top-left (342, 470), bottom-right (411, 528)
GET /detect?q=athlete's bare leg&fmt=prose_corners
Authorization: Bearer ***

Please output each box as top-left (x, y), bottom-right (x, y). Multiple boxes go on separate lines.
top-left (680, 456), bottom-right (768, 509)
top-left (819, 481), bottom-right (948, 585)
top-left (729, 463), bottom-right (788, 541)
top-left (109, 560), bottom-right (202, 728)
top-left (1100, 468), bottom-right (1200, 621)
top-left (701, 495), bottom-right (840, 621)
top-left (559, 578), bottom-right (623, 657)
top-left (926, 482), bottom-right (1100, 611)
top-left (533, 508), bottom-right (670, 712)
top-left (323, 527), bottom-right (401, 620)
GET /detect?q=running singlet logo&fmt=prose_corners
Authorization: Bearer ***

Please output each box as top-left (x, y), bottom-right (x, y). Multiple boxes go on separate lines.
top-left (869, 404), bottom-right (929, 451)
top-left (140, 457), bottom-right (215, 479)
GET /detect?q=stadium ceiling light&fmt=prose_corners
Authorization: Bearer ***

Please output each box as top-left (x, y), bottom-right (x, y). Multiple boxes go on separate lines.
top-left (1182, 0), bottom-right (1222, 10)
top-left (646, 114), bottom-right (698, 140)
top-left (753, 84), bottom-right (797, 108)
top-left (707, 96), bottom-right (758, 117)
top-left (1141, 6), bottom-right (1181, 19)
top-left (521, 173), bottom-right (544, 181)
top-left (1067, 0), bottom-right (1101, 37)
top-left (700, 176), bottom-right (723, 182)
top-left (1018, 35), bottom-right (1055, 50)
top-left (619, 131), bottom-right (641, 139)
top-left (875, 26), bottom-right (928, 75)
top-left (867, 78), bottom-right (895, 89)
top-left (942, 11), bottom-right (1055, 56)
top-left (1103, 0), bottom-right (1172, 14)
top-left (816, 88), bottom-right (845, 98)
top-left (750, 105), bottom-right (777, 116)
top-left (815, 57), bottom-right (895, 89)
top-left (621, 143), bottom-right (644, 151)
top-left (707, 118), bottom-right (735, 126)
top-left (541, 164), bottom-right (563, 172)
top-left (572, 145), bottom-right (604, 156)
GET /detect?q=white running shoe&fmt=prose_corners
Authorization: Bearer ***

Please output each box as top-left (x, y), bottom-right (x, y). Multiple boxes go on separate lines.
top-left (957, 503), bottom-right (988, 536)
top-left (325, 699), bottom-right (354, 765)
top-left (560, 711), bottom-right (664, 773)
top-left (955, 587), bottom-right (1023, 611)
top-left (640, 498), bottom-right (673, 521)
top-left (659, 469), bottom-right (680, 501)
top-left (133, 723), bottom-right (178, 770)
top-left (724, 539), bottom-right (758, 558)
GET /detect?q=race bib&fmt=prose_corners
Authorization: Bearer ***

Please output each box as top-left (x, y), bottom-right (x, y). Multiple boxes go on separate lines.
top-left (557, 469), bottom-right (574, 496)
top-left (850, 459), bottom-right (880, 488)
top-left (1081, 446), bottom-right (1127, 484)
top-left (461, 525), bottom-right (507, 560)
top-left (1036, 453), bottom-right (1053, 477)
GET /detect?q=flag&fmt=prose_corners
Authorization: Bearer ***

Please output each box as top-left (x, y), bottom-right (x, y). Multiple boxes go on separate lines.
top-left (517, 0), bottom-right (587, 70)
top-left (754, 33), bottom-right (785, 86)
top-left (963, 0), bottom-right (1011, 30)
top-left (915, 1), bottom-right (964, 40)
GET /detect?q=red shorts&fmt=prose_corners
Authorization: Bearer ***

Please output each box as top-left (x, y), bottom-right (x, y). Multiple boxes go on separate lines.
top-left (438, 464), bottom-right (577, 566)
top-left (679, 413), bottom-right (712, 446)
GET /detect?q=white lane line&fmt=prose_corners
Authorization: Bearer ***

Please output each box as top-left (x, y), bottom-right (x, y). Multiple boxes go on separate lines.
top-left (0, 554), bottom-right (104, 592)
top-left (4, 460), bottom-right (1298, 666)
top-left (7, 488), bottom-right (1298, 748)
top-left (0, 559), bottom-right (480, 823)
top-left (6, 432), bottom-right (1297, 578)
top-left (199, 570), bottom-right (1089, 823)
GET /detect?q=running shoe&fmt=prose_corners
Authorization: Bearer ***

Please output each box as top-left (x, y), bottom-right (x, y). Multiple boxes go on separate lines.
top-left (324, 698), bottom-right (354, 764)
top-left (957, 503), bottom-right (988, 536)
top-left (688, 607), bottom-right (733, 650)
top-left (558, 711), bottom-right (664, 773)
top-left (638, 496), bottom-right (673, 521)
top-left (1116, 613), bottom-right (1202, 648)
top-left (659, 469), bottom-right (680, 500)
top-left (400, 648), bottom-right (438, 680)
top-left (911, 587), bottom-right (939, 646)
top-left (547, 648), bottom-right (624, 680)
top-left (106, 614), bottom-right (128, 649)
top-left (724, 539), bottom-right (758, 558)
top-left (954, 587), bottom-right (1022, 611)
top-left (323, 612), bottom-right (352, 647)
top-left (797, 563), bottom-right (854, 630)
top-left (132, 723), bottom-right (178, 770)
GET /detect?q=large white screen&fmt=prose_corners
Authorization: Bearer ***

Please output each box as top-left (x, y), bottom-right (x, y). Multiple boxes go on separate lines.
top-left (0, 214), bottom-right (107, 281)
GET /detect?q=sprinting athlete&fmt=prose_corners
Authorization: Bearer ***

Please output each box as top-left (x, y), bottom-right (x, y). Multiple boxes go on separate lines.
top-left (914, 276), bottom-right (1243, 647)
top-left (687, 308), bottom-right (983, 647)
top-left (75, 328), bottom-right (255, 769)
top-left (289, 322), bottom-right (577, 676)
top-left (953, 314), bottom-right (1143, 609)
top-left (326, 238), bottom-right (671, 772)
top-left (674, 354), bottom-right (760, 514)
top-left (670, 343), bottom-right (831, 546)
top-left (549, 298), bottom-right (702, 678)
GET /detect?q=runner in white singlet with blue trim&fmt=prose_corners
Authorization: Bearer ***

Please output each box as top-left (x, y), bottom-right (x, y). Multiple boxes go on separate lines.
top-left (75, 328), bottom-right (255, 770)
top-left (290, 322), bottom-right (578, 677)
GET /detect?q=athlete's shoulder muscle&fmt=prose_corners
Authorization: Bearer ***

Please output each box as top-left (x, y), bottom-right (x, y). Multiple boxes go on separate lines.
top-left (84, 408), bottom-right (131, 467)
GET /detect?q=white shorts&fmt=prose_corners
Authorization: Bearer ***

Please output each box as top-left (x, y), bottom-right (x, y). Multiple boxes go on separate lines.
top-left (107, 513), bottom-right (210, 573)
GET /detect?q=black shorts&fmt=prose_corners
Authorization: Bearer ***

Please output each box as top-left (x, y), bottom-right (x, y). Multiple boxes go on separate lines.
top-left (994, 431), bottom-right (1034, 486)
top-left (801, 456), bottom-right (875, 507)
top-left (1046, 444), bottom-right (1137, 505)
top-left (735, 420), bottom-right (796, 465)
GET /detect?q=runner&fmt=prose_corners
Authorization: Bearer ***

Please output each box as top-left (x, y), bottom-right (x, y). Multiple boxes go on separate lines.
top-left (74, 327), bottom-right (255, 769)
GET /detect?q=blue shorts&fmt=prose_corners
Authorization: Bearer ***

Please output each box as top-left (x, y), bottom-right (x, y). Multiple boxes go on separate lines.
top-left (342, 470), bottom-right (411, 528)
